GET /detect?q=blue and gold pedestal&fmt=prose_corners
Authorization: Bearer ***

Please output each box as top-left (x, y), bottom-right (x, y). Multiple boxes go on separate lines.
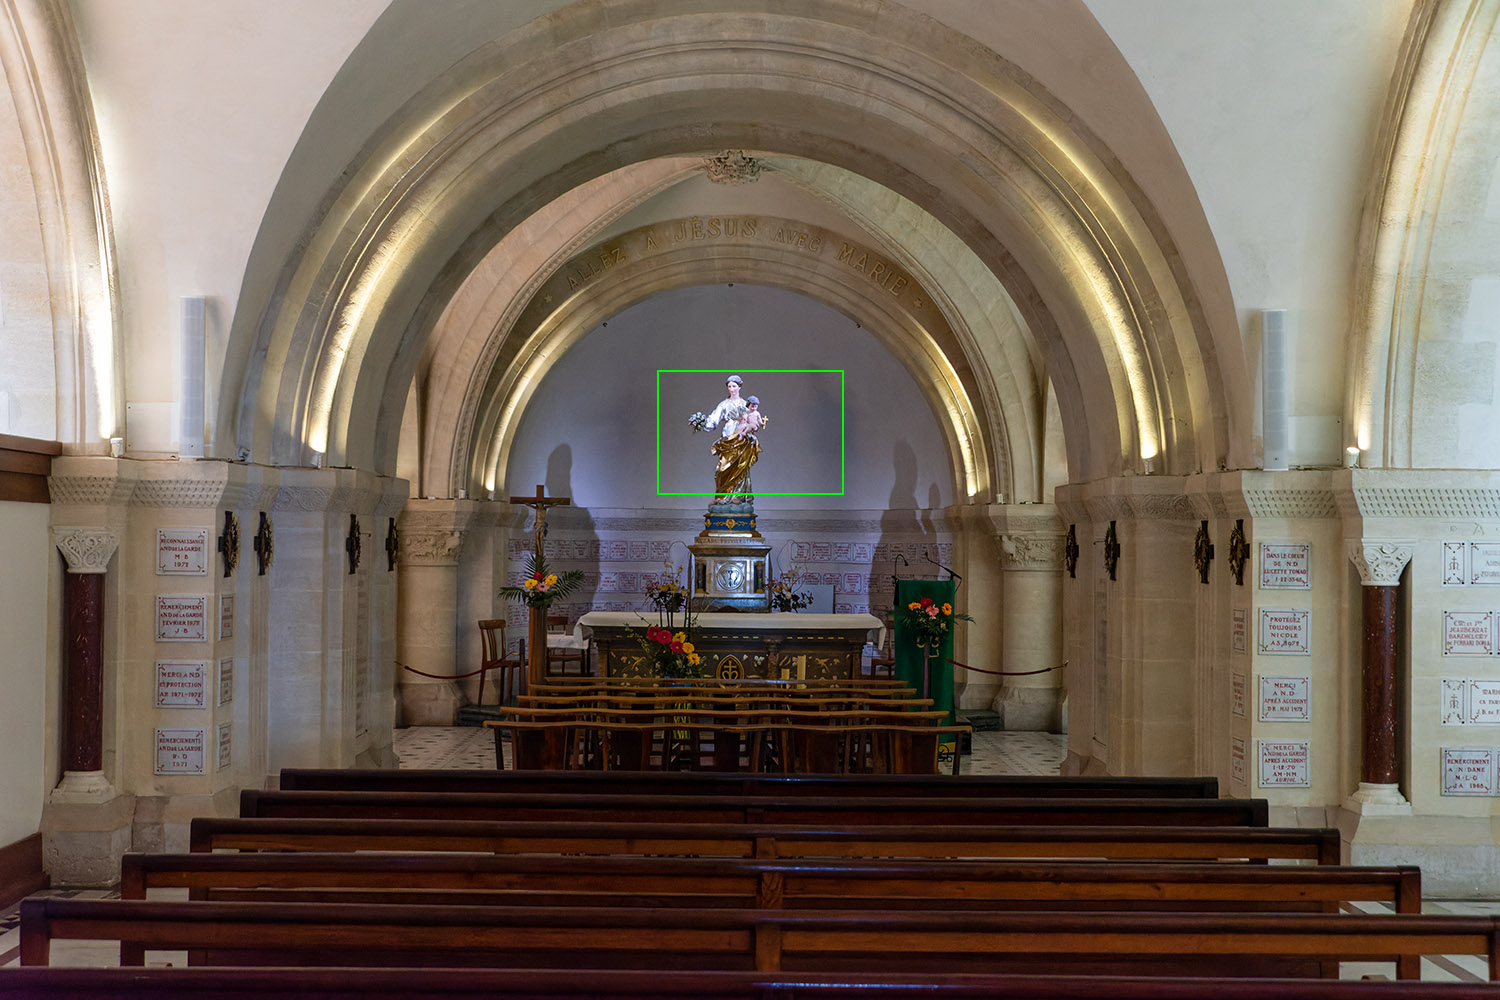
top-left (689, 504), bottom-right (771, 613)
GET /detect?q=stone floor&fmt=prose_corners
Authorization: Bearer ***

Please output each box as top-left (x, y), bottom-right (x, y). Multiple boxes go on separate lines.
top-left (3, 727), bottom-right (1494, 980)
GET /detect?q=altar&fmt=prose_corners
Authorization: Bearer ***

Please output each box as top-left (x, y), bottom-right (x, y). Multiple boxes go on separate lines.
top-left (577, 611), bottom-right (884, 680)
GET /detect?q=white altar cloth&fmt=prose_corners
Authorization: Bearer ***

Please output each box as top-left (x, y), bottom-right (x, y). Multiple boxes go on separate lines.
top-left (577, 611), bottom-right (883, 648)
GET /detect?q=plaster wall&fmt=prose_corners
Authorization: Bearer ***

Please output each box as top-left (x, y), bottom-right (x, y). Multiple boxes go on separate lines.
top-left (0, 500), bottom-right (53, 847)
top-left (0, 71), bottom-right (55, 440)
top-left (67, 0), bottom-right (384, 454)
top-left (1086, 0), bottom-right (1413, 465)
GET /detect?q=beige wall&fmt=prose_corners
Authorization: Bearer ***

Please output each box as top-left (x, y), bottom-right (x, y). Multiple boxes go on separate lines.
top-left (0, 500), bottom-right (55, 847)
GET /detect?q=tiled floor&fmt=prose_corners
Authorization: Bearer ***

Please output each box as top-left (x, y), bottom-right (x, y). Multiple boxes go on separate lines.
top-left (2, 726), bottom-right (1491, 980)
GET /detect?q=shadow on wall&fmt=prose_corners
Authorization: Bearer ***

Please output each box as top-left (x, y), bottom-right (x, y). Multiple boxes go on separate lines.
top-left (875, 439), bottom-right (942, 613)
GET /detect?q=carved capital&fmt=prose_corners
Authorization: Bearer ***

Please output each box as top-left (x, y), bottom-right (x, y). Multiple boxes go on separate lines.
top-left (997, 533), bottom-right (1065, 571)
top-left (401, 529), bottom-right (464, 567)
top-left (53, 527), bottom-right (119, 574)
top-left (1346, 540), bottom-right (1414, 587)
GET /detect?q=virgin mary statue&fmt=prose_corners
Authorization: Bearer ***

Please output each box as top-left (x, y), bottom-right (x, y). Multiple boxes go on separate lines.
top-left (688, 375), bottom-right (767, 504)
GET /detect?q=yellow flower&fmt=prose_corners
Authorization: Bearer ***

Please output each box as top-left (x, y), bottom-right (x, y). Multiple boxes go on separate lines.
top-left (523, 578), bottom-right (537, 590)
top-left (673, 632), bottom-right (686, 643)
top-left (942, 603), bottom-right (952, 615)
top-left (681, 641), bottom-right (695, 654)
top-left (907, 601), bottom-right (920, 611)
top-left (687, 652), bottom-right (700, 665)
top-left (544, 573), bottom-right (558, 586)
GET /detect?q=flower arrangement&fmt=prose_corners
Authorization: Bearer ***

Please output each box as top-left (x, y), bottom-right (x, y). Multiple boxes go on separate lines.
top-left (499, 552), bottom-right (584, 610)
top-left (895, 595), bottom-right (973, 647)
top-left (768, 565), bottom-right (814, 613)
top-left (631, 563), bottom-right (702, 678)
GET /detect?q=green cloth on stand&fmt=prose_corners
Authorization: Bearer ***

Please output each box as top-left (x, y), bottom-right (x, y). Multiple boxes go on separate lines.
top-left (893, 578), bottom-right (958, 753)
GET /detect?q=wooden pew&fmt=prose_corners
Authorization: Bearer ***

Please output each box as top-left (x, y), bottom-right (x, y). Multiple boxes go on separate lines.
top-left (5, 968), bottom-right (1499, 999)
top-left (236, 789), bottom-right (1271, 828)
top-left (277, 767), bottom-right (1222, 799)
top-left (188, 816), bottom-right (1341, 863)
top-left (21, 897), bottom-right (1498, 978)
top-left (121, 851), bottom-right (1422, 914)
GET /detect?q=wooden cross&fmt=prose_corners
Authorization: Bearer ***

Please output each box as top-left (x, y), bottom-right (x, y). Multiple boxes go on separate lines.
top-left (509, 484), bottom-right (571, 552)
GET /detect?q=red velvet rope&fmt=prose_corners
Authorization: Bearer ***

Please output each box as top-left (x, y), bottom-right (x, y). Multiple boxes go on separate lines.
top-left (398, 660), bottom-right (517, 681)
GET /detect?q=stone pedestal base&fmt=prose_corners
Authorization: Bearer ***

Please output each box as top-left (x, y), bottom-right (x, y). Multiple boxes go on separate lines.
top-left (41, 773), bottom-right (134, 887)
top-left (398, 677), bottom-right (464, 726)
top-left (1343, 781), bottom-right (1412, 816)
top-left (991, 685), bottom-right (1065, 732)
top-left (690, 525), bottom-right (771, 613)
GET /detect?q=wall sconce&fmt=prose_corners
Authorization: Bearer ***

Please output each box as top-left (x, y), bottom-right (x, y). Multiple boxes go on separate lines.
top-left (1345, 446), bottom-right (1360, 469)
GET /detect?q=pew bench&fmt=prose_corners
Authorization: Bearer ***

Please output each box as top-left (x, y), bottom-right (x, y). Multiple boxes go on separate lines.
top-left (188, 816), bottom-right (1342, 863)
top-left (276, 766), bottom-right (1222, 799)
top-left (5, 968), bottom-right (1499, 999)
top-left (121, 851), bottom-right (1421, 914)
top-left (236, 789), bottom-right (1270, 828)
top-left (20, 898), bottom-right (1497, 978)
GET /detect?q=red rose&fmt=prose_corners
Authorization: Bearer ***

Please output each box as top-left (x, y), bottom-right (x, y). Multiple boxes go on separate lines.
top-left (919, 597), bottom-right (934, 608)
top-left (646, 626), bottom-right (661, 642)
top-left (656, 632), bottom-right (672, 645)
top-left (670, 640), bottom-right (684, 653)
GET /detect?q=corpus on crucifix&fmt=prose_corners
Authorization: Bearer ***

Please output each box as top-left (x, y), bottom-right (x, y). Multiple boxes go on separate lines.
top-left (506, 485), bottom-right (573, 687)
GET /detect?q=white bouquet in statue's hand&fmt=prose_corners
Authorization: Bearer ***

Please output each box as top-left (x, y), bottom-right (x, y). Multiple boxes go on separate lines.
top-left (687, 411), bottom-right (708, 433)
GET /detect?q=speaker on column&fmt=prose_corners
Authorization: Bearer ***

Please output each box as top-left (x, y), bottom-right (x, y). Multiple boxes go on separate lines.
top-left (180, 296), bottom-right (205, 458)
top-left (1261, 309), bottom-right (1288, 471)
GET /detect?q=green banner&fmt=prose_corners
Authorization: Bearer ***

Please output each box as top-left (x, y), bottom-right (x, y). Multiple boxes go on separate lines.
top-left (893, 578), bottom-right (958, 755)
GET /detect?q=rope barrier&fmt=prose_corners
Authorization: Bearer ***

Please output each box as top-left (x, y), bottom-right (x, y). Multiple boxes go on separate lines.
top-left (398, 660), bottom-right (516, 681)
top-left (945, 659), bottom-right (1067, 678)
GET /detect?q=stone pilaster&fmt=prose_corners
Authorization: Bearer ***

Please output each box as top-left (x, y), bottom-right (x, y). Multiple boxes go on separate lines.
top-left (396, 500), bottom-right (475, 725)
top-left (1345, 539), bottom-right (1414, 815)
top-left (988, 506), bottom-right (1066, 732)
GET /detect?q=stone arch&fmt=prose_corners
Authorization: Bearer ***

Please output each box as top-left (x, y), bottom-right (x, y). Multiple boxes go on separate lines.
top-left (221, 0), bottom-right (1247, 486)
top-left (0, 0), bottom-right (120, 447)
top-left (457, 219), bottom-right (997, 504)
top-left (1347, 0), bottom-right (1500, 468)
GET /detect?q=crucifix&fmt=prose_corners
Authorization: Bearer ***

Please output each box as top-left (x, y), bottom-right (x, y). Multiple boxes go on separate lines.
top-left (508, 484), bottom-right (571, 554)
top-left (507, 485), bottom-right (571, 688)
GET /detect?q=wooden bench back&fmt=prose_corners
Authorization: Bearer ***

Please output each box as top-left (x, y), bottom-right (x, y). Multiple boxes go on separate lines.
top-left (20, 897), bottom-right (1493, 978)
top-left (276, 767), bottom-right (1222, 799)
top-left (237, 789), bottom-right (1270, 828)
top-left (188, 816), bottom-right (1341, 864)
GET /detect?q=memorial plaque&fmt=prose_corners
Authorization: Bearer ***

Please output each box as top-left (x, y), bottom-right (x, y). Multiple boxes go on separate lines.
top-left (154, 728), bottom-right (206, 774)
top-left (1443, 611), bottom-right (1494, 655)
top-left (1258, 608), bottom-right (1310, 655)
top-left (1474, 543), bottom-right (1500, 585)
top-left (1231, 608), bottom-right (1248, 653)
top-left (217, 658), bottom-right (234, 706)
top-left (218, 594), bottom-right (234, 640)
top-left (154, 660), bottom-right (207, 708)
top-left (157, 528), bottom-right (209, 576)
top-left (1258, 675), bottom-right (1311, 722)
top-left (1258, 543), bottom-right (1311, 590)
top-left (1231, 672), bottom-right (1246, 718)
top-left (1444, 542), bottom-right (1469, 586)
top-left (1257, 740), bottom-right (1310, 787)
top-left (1439, 678), bottom-right (1500, 725)
top-left (156, 596), bottom-right (208, 642)
top-left (217, 721), bottom-right (232, 770)
top-left (1230, 737), bottom-right (1247, 787)
top-left (1441, 748), bottom-right (1497, 795)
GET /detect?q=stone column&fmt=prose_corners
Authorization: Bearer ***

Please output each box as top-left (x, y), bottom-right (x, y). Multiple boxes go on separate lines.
top-left (43, 526), bottom-right (133, 885)
top-left (396, 501), bottom-right (472, 725)
top-left (1345, 540), bottom-right (1415, 814)
top-left (994, 528), bottom-right (1067, 731)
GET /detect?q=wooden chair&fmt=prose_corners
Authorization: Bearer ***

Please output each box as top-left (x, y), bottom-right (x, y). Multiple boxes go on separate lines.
top-left (477, 620), bottom-right (525, 707)
top-left (545, 614), bottom-right (587, 676)
top-left (866, 615), bottom-right (895, 679)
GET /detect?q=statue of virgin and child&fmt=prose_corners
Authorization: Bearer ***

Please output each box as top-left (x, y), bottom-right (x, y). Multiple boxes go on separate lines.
top-left (688, 375), bottom-right (766, 505)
